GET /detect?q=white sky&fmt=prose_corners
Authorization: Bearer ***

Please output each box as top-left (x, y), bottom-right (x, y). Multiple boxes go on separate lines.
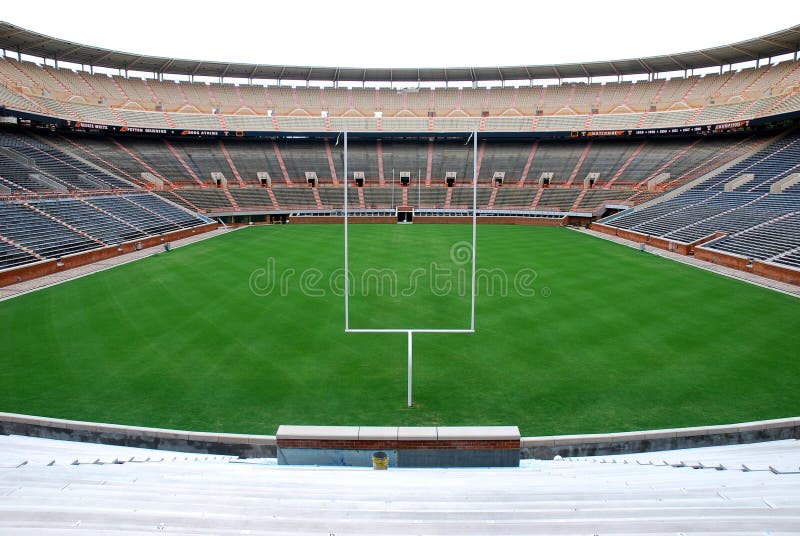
top-left (2, 0), bottom-right (799, 69)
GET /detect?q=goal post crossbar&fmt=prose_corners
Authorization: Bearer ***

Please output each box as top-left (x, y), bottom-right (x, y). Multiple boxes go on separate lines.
top-left (346, 329), bottom-right (475, 334)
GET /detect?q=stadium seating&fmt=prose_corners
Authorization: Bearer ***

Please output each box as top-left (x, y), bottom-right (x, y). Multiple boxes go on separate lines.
top-left (775, 250), bottom-right (800, 269)
top-left (0, 434), bottom-right (798, 534)
top-left (576, 188), bottom-right (635, 209)
top-left (536, 188), bottom-right (582, 211)
top-left (228, 187), bottom-right (274, 209)
top-left (0, 152), bottom-right (57, 191)
top-left (272, 187), bottom-right (317, 207)
top-left (600, 131), bottom-right (800, 263)
top-left (0, 201), bottom-right (100, 258)
top-left (1, 115), bottom-right (799, 274)
top-left (0, 131), bottom-right (132, 190)
top-left (493, 188), bottom-right (538, 208)
top-left (162, 188), bottom-right (232, 212)
top-left (126, 192), bottom-right (207, 228)
top-left (318, 185), bottom-right (359, 207)
top-left (361, 187), bottom-right (400, 208)
top-left (695, 135), bottom-right (800, 192)
top-left (30, 197), bottom-right (147, 245)
top-left (154, 190), bottom-right (199, 211)
top-left (2, 56), bottom-right (800, 132)
top-left (0, 192), bottom-right (210, 266)
top-left (703, 210), bottom-right (800, 260)
top-left (407, 187), bottom-right (448, 208)
top-left (0, 239), bottom-right (38, 269)
top-left (0, 127), bottom-right (775, 218)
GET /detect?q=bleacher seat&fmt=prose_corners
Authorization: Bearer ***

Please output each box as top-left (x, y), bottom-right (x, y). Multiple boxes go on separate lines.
top-left (2, 55), bottom-right (800, 133)
top-left (0, 434), bottom-right (797, 534)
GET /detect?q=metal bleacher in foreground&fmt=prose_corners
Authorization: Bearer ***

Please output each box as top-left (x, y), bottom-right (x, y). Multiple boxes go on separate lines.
top-left (0, 194), bottom-right (212, 270)
top-left (601, 131), bottom-right (800, 265)
top-left (0, 434), bottom-right (797, 534)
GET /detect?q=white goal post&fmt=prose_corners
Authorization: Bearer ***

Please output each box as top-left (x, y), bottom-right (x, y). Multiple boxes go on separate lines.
top-left (343, 131), bottom-right (478, 406)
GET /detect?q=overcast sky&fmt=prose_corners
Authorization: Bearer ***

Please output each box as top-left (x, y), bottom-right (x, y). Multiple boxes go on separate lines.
top-left (2, 0), bottom-right (799, 69)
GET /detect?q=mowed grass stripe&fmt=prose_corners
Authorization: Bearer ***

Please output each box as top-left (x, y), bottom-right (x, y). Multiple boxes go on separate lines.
top-left (1, 225), bottom-right (798, 436)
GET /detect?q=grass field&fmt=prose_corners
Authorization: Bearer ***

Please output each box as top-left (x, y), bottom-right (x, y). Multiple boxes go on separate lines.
top-left (2, 224), bottom-right (799, 436)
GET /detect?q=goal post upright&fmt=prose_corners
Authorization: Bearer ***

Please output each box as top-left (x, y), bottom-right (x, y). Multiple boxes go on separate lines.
top-left (344, 130), bottom-right (349, 331)
top-left (471, 129), bottom-right (477, 331)
top-left (407, 330), bottom-right (413, 408)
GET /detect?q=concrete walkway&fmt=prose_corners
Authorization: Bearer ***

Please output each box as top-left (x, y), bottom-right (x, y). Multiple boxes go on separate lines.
top-left (0, 226), bottom-right (231, 302)
top-left (573, 226), bottom-right (800, 298)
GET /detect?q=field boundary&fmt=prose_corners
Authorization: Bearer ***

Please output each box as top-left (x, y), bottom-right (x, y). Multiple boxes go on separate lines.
top-left (575, 226), bottom-right (800, 298)
top-left (1, 412), bottom-right (796, 460)
top-left (0, 225), bottom-right (233, 302)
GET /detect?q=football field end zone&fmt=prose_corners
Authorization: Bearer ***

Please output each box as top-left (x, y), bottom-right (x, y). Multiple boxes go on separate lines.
top-left (342, 131), bottom-right (483, 408)
top-left (1, 412), bottom-right (797, 461)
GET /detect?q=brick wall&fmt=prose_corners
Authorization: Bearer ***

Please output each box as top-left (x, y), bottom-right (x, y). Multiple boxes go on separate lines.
top-left (290, 216), bottom-right (395, 224)
top-left (591, 222), bottom-right (799, 285)
top-left (277, 439), bottom-right (520, 450)
top-left (290, 216), bottom-right (571, 226)
top-left (694, 247), bottom-right (799, 285)
top-left (0, 223), bottom-right (217, 288)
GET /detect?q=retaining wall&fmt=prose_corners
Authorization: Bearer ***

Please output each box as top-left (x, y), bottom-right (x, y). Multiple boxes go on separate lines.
top-left (290, 216), bottom-right (575, 226)
top-left (0, 223), bottom-right (218, 288)
top-left (591, 222), bottom-right (799, 285)
top-left (2, 412), bottom-right (797, 460)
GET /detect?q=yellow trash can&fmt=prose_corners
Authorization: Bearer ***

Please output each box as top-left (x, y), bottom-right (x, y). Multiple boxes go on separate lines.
top-left (372, 451), bottom-right (389, 470)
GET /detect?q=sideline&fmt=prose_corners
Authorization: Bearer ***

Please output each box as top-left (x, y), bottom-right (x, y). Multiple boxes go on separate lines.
top-left (571, 226), bottom-right (800, 299)
top-left (0, 226), bottom-right (239, 302)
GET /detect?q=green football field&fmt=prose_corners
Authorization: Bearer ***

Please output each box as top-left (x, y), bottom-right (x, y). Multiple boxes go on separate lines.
top-left (2, 224), bottom-right (799, 436)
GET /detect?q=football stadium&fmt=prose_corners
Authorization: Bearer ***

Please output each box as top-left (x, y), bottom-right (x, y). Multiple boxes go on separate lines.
top-left (1, 8), bottom-right (800, 533)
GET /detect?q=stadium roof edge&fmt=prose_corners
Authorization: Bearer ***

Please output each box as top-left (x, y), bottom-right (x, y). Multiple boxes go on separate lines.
top-left (1, 21), bottom-right (799, 82)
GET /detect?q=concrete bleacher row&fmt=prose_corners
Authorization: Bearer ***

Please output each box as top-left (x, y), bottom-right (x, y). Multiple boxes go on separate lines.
top-left (571, 438), bottom-right (800, 474)
top-left (2, 56), bottom-right (800, 124)
top-left (0, 125), bottom-right (767, 219)
top-left (0, 193), bottom-right (211, 270)
top-left (0, 130), bottom-right (135, 191)
top-left (695, 134), bottom-right (800, 193)
top-left (0, 433), bottom-right (797, 534)
top-left (599, 131), bottom-right (800, 265)
top-left (603, 189), bottom-right (800, 260)
top-left (17, 129), bottom-right (759, 190)
top-left (3, 121), bottom-right (796, 269)
top-left (4, 92), bottom-right (799, 133)
top-left (704, 210), bottom-right (800, 263)
top-left (0, 239), bottom-right (37, 269)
